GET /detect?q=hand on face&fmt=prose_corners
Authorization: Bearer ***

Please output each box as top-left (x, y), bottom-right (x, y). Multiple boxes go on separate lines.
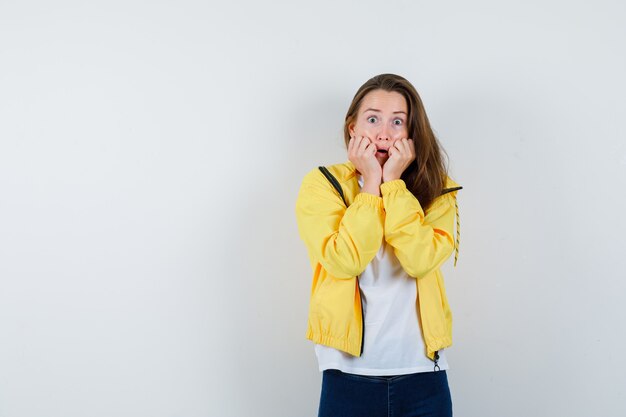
top-left (348, 136), bottom-right (382, 183)
top-left (382, 138), bottom-right (415, 182)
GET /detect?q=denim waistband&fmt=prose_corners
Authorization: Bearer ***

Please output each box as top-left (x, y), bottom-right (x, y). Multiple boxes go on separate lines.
top-left (325, 369), bottom-right (444, 383)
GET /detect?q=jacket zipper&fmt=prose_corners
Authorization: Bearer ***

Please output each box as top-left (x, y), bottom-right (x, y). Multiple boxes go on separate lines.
top-left (357, 275), bottom-right (364, 356)
top-left (433, 350), bottom-right (440, 372)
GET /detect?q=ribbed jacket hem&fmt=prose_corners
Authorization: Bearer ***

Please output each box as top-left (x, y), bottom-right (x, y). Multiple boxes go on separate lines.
top-left (306, 329), bottom-right (361, 358)
top-left (354, 192), bottom-right (384, 209)
top-left (380, 179), bottom-right (407, 194)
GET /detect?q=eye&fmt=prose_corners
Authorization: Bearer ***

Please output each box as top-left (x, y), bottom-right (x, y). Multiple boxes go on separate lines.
top-left (393, 118), bottom-right (404, 125)
top-left (367, 116), bottom-right (377, 123)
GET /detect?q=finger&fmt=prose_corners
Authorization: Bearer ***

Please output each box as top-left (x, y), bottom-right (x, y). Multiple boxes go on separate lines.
top-left (365, 137), bottom-right (378, 156)
top-left (403, 138), bottom-right (412, 153)
top-left (405, 138), bottom-right (415, 158)
top-left (399, 138), bottom-right (409, 154)
top-left (357, 136), bottom-right (370, 154)
top-left (391, 140), bottom-right (403, 155)
top-left (352, 136), bottom-right (364, 157)
top-left (397, 142), bottom-right (409, 158)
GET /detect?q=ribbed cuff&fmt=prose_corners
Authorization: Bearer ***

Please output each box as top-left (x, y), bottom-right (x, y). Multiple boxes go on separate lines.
top-left (380, 179), bottom-right (406, 195)
top-left (354, 192), bottom-right (384, 209)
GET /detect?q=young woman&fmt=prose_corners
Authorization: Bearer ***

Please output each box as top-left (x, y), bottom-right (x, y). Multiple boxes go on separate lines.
top-left (295, 73), bottom-right (462, 417)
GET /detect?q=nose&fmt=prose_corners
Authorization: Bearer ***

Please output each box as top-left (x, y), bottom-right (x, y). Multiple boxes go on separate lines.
top-left (376, 124), bottom-right (392, 142)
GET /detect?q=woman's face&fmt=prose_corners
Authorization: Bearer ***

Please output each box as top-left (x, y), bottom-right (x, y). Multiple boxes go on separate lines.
top-left (348, 89), bottom-right (409, 166)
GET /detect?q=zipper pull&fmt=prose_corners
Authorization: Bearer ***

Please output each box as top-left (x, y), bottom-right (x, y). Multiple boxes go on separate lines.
top-left (433, 350), bottom-right (440, 372)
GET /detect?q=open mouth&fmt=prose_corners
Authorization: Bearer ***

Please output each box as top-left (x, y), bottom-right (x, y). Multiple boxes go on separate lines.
top-left (376, 149), bottom-right (388, 155)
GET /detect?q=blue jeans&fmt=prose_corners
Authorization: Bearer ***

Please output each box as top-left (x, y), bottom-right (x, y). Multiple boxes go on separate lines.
top-left (318, 369), bottom-right (453, 417)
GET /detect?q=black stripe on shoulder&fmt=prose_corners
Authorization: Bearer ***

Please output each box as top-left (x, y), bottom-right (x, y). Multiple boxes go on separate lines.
top-left (440, 186), bottom-right (463, 196)
top-left (318, 166), bottom-right (348, 207)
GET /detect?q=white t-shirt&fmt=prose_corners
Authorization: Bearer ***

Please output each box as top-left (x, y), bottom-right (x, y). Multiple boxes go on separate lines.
top-left (314, 174), bottom-right (449, 376)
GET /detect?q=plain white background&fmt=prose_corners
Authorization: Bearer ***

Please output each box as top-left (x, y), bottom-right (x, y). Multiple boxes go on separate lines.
top-left (1, 1), bottom-right (625, 416)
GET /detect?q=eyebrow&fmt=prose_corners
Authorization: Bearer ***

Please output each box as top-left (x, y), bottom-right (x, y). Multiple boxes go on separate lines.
top-left (363, 108), bottom-right (407, 115)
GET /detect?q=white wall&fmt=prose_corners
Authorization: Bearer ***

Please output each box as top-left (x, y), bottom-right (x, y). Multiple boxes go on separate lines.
top-left (1, 1), bottom-right (625, 416)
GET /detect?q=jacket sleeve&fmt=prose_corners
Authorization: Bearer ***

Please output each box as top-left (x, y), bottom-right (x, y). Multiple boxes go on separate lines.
top-left (381, 179), bottom-right (456, 279)
top-left (295, 170), bottom-right (384, 279)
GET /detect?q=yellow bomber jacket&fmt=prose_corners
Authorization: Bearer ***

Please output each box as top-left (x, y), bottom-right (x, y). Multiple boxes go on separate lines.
top-left (295, 161), bottom-right (462, 362)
